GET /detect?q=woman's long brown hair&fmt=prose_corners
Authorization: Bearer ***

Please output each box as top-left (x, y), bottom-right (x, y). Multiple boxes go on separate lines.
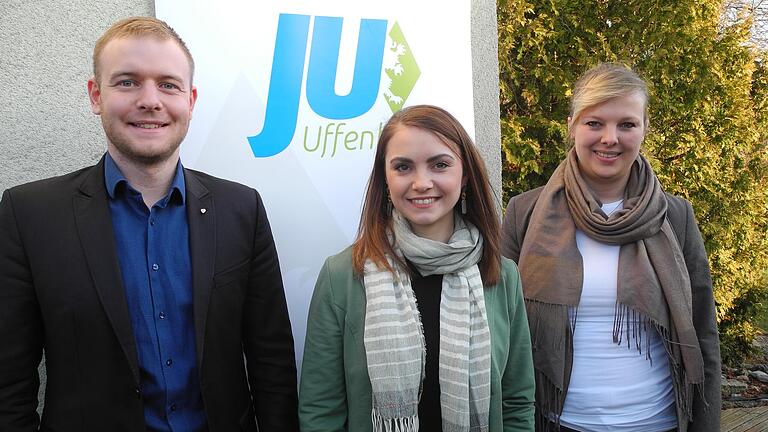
top-left (352, 105), bottom-right (501, 286)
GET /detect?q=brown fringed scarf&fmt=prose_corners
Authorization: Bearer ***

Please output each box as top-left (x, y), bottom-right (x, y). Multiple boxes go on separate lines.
top-left (519, 149), bottom-right (705, 431)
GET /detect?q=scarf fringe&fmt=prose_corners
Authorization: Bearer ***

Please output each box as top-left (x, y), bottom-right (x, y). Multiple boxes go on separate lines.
top-left (525, 299), bottom-right (573, 351)
top-left (612, 303), bottom-right (653, 361)
top-left (529, 300), bottom-right (707, 429)
top-left (525, 299), bottom-right (570, 432)
top-left (371, 409), bottom-right (419, 432)
top-left (533, 369), bottom-right (564, 432)
top-left (613, 303), bottom-right (708, 421)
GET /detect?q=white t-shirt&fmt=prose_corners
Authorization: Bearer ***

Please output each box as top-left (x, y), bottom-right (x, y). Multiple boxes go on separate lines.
top-left (559, 200), bottom-right (677, 432)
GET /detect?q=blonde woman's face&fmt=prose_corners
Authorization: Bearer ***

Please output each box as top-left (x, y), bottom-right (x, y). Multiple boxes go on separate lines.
top-left (570, 93), bottom-right (646, 199)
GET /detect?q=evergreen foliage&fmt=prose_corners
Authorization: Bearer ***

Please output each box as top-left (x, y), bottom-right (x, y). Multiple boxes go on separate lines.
top-left (498, 0), bottom-right (768, 365)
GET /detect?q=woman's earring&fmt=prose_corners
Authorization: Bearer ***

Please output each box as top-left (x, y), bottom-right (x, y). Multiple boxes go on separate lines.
top-left (387, 189), bottom-right (393, 215)
top-left (460, 189), bottom-right (467, 215)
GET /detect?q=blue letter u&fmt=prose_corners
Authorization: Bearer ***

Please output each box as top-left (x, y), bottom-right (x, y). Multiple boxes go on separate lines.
top-left (247, 14), bottom-right (310, 158)
top-left (306, 17), bottom-right (387, 119)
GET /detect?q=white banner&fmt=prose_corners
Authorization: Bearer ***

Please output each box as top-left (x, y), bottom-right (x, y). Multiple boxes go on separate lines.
top-left (156, 0), bottom-right (474, 368)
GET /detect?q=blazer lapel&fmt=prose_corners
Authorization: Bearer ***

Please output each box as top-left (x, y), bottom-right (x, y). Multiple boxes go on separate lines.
top-left (73, 158), bottom-right (140, 383)
top-left (184, 170), bottom-right (215, 368)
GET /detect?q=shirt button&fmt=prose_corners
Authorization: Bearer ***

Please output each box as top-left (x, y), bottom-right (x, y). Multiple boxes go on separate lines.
top-left (170, 403), bottom-right (177, 411)
top-left (152, 263), bottom-right (159, 271)
top-left (166, 358), bottom-right (173, 366)
top-left (159, 311), bottom-right (166, 320)
top-left (134, 387), bottom-right (142, 399)
top-left (149, 218), bottom-right (155, 226)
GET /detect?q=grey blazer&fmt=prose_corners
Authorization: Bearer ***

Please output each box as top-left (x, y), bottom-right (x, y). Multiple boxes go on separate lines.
top-left (501, 186), bottom-right (721, 432)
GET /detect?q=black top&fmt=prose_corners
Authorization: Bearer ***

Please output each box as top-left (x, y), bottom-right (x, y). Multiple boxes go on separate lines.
top-left (409, 262), bottom-right (443, 432)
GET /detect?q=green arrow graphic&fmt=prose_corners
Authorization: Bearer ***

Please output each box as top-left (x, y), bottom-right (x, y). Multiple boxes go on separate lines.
top-left (382, 22), bottom-right (420, 113)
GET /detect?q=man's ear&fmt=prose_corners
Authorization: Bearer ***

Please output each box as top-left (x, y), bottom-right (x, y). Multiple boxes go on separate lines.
top-left (87, 78), bottom-right (102, 115)
top-left (188, 85), bottom-right (198, 117)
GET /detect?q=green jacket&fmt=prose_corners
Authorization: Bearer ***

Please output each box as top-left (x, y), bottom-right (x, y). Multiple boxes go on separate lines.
top-left (299, 247), bottom-right (535, 431)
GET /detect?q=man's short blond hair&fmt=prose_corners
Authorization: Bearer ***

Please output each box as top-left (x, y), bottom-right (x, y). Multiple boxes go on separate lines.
top-left (92, 16), bottom-right (194, 84)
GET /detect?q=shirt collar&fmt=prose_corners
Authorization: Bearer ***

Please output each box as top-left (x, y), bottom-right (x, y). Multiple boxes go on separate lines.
top-left (104, 152), bottom-right (186, 205)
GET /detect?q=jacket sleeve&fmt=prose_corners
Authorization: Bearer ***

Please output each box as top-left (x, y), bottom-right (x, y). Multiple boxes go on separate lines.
top-left (681, 200), bottom-right (721, 431)
top-left (501, 197), bottom-right (522, 263)
top-left (501, 262), bottom-right (536, 431)
top-left (242, 190), bottom-right (299, 431)
top-left (0, 190), bottom-right (43, 431)
top-left (299, 259), bottom-right (348, 432)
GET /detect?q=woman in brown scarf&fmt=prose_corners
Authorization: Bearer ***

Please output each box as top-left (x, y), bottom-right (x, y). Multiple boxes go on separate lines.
top-left (501, 63), bottom-right (721, 432)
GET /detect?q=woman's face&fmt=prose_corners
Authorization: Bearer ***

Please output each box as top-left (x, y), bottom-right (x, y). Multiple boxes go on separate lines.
top-left (571, 92), bottom-right (646, 201)
top-left (384, 126), bottom-right (464, 243)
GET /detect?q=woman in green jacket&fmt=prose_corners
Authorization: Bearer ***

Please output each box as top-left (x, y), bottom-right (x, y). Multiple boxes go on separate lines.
top-left (299, 105), bottom-right (535, 432)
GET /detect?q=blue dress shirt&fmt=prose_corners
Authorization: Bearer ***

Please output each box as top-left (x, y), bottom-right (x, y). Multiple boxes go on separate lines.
top-left (105, 154), bottom-right (207, 432)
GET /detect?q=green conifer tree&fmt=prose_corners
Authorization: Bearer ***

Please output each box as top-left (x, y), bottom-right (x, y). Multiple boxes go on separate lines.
top-left (498, 0), bottom-right (768, 364)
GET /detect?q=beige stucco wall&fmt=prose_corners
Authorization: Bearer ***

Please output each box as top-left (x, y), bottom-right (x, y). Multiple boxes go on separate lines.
top-left (0, 1), bottom-right (155, 193)
top-left (472, 0), bottom-right (503, 206)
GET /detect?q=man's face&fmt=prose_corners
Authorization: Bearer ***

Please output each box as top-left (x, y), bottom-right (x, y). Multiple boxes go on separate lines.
top-left (88, 36), bottom-right (197, 166)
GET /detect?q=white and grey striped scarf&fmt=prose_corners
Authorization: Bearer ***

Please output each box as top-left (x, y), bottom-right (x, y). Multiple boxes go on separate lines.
top-left (363, 210), bottom-right (491, 432)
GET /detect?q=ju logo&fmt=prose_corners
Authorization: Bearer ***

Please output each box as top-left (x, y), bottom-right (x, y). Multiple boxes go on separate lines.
top-left (248, 14), bottom-right (421, 157)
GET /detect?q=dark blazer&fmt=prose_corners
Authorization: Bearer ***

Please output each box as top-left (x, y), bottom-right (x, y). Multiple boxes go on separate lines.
top-left (501, 187), bottom-right (721, 432)
top-left (0, 157), bottom-right (299, 431)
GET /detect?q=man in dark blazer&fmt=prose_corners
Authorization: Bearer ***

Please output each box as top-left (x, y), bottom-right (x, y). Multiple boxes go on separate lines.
top-left (0, 17), bottom-right (298, 431)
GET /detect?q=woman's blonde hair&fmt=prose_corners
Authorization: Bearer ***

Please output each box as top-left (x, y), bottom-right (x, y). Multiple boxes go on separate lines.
top-left (568, 63), bottom-right (649, 138)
